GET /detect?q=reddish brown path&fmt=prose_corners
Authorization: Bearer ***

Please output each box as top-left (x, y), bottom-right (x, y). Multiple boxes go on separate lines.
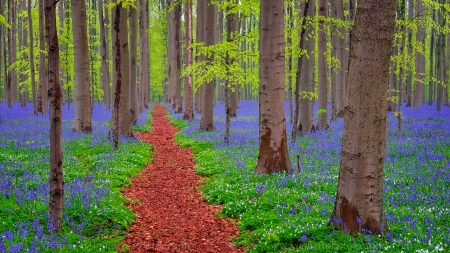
top-left (123, 104), bottom-right (244, 253)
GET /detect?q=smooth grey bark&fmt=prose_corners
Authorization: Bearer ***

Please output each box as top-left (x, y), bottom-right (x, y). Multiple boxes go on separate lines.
top-left (317, 0), bottom-right (328, 130)
top-left (331, 0), bottom-right (345, 120)
top-left (72, 0), bottom-right (93, 132)
top-left (183, 0), bottom-right (194, 121)
top-left (199, 0), bottom-right (216, 131)
top-left (139, 0), bottom-right (150, 112)
top-left (45, 0), bottom-right (64, 232)
top-left (331, 0), bottom-right (397, 235)
top-left (99, 0), bottom-right (110, 109)
top-left (298, 0), bottom-right (315, 133)
top-left (429, 9), bottom-right (436, 105)
top-left (129, 6), bottom-right (139, 124)
top-left (255, 0), bottom-right (293, 174)
top-left (38, 0), bottom-right (48, 114)
top-left (167, 0), bottom-right (182, 113)
top-left (28, 0), bottom-right (38, 114)
top-left (413, 0), bottom-right (425, 108)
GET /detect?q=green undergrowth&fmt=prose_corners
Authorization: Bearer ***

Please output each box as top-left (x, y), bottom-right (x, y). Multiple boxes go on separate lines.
top-left (0, 119), bottom-right (153, 252)
top-left (169, 113), bottom-right (449, 253)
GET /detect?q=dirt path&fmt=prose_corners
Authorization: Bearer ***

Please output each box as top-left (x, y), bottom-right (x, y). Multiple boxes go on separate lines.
top-left (123, 104), bottom-right (244, 252)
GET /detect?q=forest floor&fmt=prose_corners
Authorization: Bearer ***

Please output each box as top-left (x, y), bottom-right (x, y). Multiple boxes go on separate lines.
top-left (123, 104), bottom-right (244, 252)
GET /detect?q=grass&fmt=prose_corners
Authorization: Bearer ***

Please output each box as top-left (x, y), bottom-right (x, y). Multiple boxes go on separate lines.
top-left (0, 103), bottom-right (153, 252)
top-left (169, 100), bottom-right (450, 253)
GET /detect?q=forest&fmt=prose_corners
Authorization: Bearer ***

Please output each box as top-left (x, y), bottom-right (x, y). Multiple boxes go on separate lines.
top-left (0, 0), bottom-right (449, 252)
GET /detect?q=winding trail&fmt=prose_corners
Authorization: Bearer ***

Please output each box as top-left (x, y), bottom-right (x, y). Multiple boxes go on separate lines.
top-left (123, 104), bottom-right (244, 252)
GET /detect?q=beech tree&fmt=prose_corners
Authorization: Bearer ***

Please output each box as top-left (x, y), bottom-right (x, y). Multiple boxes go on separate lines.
top-left (183, 0), bottom-right (194, 121)
top-left (129, 5), bottom-right (139, 124)
top-left (139, 0), bottom-right (150, 112)
top-left (255, 0), bottom-right (293, 174)
top-left (38, 0), bottom-right (48, 114)
top-left (317, 0), bottom-right (328, 130)
top-left (72, 0), bottom-right (92, 132)
top-left (330, 0), bottom-right (397, 234)
top-left (167, 0), bottom-right (182, 113)
top-left (45, 0), bottom-right (64, 232)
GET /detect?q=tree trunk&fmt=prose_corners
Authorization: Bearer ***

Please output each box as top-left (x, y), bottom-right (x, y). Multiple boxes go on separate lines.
top-left (183, 0), bottom-right (194, 121)
top-left (255, 0), bottom-right (293, 175)
top-left (118, 5), bottom-right (131, 136)
top-left (58, 1), bottom-right (65, 106)
top-left (99, 0), bottom-right (110, 109)
top-left (413, 0), bottom-right (424, 108)
top-left (199, 0), bottom-right (216, 131)
top-left (429, 9), bottom-right (436, 105)
top-left (330, 0), bottom-right (396, 235)
top-left (28, 0), bottom-right (38, 114)
top-left (38, 0), bottom-right (48, 114)
top-left (298, 0), bottom-right (315, 133)
top-left (11, 0), bottom-right (18, 105)
top-left (167, 0), bottom-right (182, 113)
top-left (129, 5), bottom-right (139, 124)
top-left (292, 1), bottom-right (308, 141)
top-left (45, 0), bottom-right (64, 232)
top-left (317, 0), bottom-right (328, 130)
top-left (72, 0), bottom-right (93, 132)
top-left (139, 0), bottom-right (150, 111)
top-left (437, 2), bottom-right (445, 111)
top-left (20, 0), bottom-right (29, 107)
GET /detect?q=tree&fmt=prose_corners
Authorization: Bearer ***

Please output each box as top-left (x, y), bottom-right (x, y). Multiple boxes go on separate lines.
top-left (331, 0), bottom-right (345, 120)
top-left (45, 0), bottom-right (64, 232)
top-left (28, 0), bottom-right (38, 114)
top-left (199, 0), bottom-right (216, 131)
top-left (72, 0), bottom-right (93, 132)
top-left (183, 0), bottom-right (194, 121)
top-left (139, 0), bottom-right (150, 112)
top-left (317, 0), bottom-right (328, 130)
top-left (167, 0), bottom-right (182, 113)
top-left (330, 0), bottom-right (397, 234)
top-left (38, 0), bottom-right (48, 114)
top-left (99, 0), bottom-right (111, 110)
top-left (255, 0), bottom-right (293, 174)
top-left (129, 4), bottom-right (139, 124)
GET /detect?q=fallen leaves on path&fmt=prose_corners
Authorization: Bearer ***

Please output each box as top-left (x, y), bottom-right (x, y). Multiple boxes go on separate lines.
top-left (123, 104), bottom-right (244, 253)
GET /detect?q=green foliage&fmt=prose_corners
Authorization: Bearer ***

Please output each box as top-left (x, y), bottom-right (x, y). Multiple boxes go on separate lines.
top-left (0, 14), bottom-right (11, 28)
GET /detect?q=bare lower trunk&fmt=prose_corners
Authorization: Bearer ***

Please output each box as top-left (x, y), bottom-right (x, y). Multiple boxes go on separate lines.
top-left (331, 0), bottom-right (396, 235)
top-left (139, 0), bottom-right (150, 111)
top-left (99, 0), bottom-right (110, 109)
top-left (183, 0), bottom-right (194, 121)
top-left (38, 0), bottom-right (48, 114)
top-left (28, 0), bottom-right (38, 114)
top-left (72, 0), bottom-right (92, 132)
top-left (45, 0), bottom-right (64, 232)
top-left (256, 0), bottom-right (293, 174)
top-left (199, 0), bottom-right (216, 131)
top-left (317, 0), bottom-right (328, 130)
top-left (129, 6), bottom-right (139, 124)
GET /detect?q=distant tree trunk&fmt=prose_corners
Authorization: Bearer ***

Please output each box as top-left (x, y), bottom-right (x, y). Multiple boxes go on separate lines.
top-left (167, 0), bottom-right (182, 113)
top-left (413, 0), bottom-right (424, 108)
top-left (58, 1), bottom-right (65, 106)
top-left (429, 9), bottom-right (436, 105)
top-left (72, 0), bottom-right (92, 132)
top-left (292, 1), bottom-right (308, 141)
top-left (118, 4), bottom-right (131, 136)
top-left (199, 0), bottom-right (216, 131)
top-left (256, 0), bottom-right (293, 174)
top-left (183, 0), bottom-right (194, 121)
top-left (11, 0), bottom-right (18, 105)
top-left (139, 0), bottom-right (150, 111)
top-left (38, 0), bottom-right (48, 114)
top-left (6, 0), bottom-right (14, 107)
top-left (287, 4), bottom-right (293, 124)
top-left (28, 0), bottom-right (38, 114)
top-left (405, 0), bottom-right (413, 107)
top-left (330, 0), bottom-right (396, 235)
top-left (20, 0), bottom-right (29, 107)
top-left (45, 0), bottom-right (64, 232)
top-left (99, 0), bottom-right (110, 109)
top-left (387, 46), bottom-right (396, 111)
top-left (129, 5), bottom-right (139, 124)
top-left (317, 0), bottom-right (328, 130)
top-left (297, 0), bottom-right (315, 133)
top-left (437, 2), bottom-right (444, 111)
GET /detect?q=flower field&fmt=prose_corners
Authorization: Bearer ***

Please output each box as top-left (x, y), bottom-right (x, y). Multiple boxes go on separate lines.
top-left (0, 103), bottom-right (152, 252)
top-left (170, 101), bottom-right (450, 252)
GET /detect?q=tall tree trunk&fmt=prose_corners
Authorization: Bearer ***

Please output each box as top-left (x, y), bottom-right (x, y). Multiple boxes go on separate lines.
top-left (298, 0), bottom-right (315, 133)
top-left (437, 1), bottom-right (445, 111)
top-left (199, 0), bottom-right (216, 131)
top-left (405, 0), bottom-right (413, 107)
top-left (6, 0), bottom-right (14, 107)
top-left (20, 0), bottom-right (28, 107)
top-left (183, 0), bottom-right (194, 121)
top-left (38, 0), bottom-right (48, 114)
top-left (287, 4), bottom-right (293, 124)
top-left (118, 5), bottom-right (131, 136)
top-left (317, 0), bottom-right (328, 130)
top-left (429, 9), bottom-right (436, 105)
top-left (28, 0), bottom-right (38, 114)
top-left (58, 1), bottom-right (65, 106)
top-left (292, 1), bottom-right (308, 141)
top-left (195, 0), bottom-right (205, 114)
top-left (330, 0), bottom-right (397, 235)
top-left (413, 0), bottom-right (424, 108)
top-left (129, 5), bottom-right (139, 124)
top-left (99, 0), bottom-right (110, 109)
top-left (167, 0), bottom-right (182, 113)
top-left (139, 0), bottom-right (150, 111)
top-left (45, 0), bottom-right (64, 232)
top-left (256, 0), bottom-right (293, 174)
top-left (72, 0), bottom-right (93, 132)
top-left (11, 0), bottom-right (18, 105)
